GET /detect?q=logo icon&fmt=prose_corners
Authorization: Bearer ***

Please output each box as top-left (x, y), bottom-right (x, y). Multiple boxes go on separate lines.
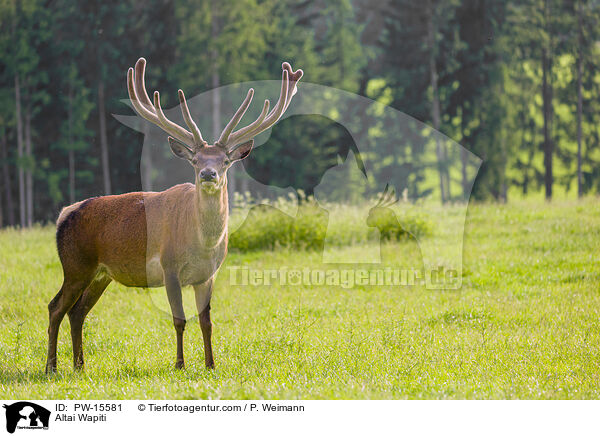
top-left (2, 402), bottom-right (50, 434)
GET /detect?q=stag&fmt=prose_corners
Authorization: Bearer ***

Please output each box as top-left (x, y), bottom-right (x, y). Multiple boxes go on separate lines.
top-left (367, 184), bottom-right (400, 238)
top-left (45, 58), bottom-right (303, 373)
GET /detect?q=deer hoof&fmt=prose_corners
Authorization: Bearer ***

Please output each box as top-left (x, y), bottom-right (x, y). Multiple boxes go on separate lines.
top-left (175, 360), bottom-right (185, 369)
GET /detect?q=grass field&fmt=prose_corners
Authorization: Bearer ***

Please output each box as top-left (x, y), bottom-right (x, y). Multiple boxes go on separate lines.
top-left (0, 198), bottom-right (599, 399)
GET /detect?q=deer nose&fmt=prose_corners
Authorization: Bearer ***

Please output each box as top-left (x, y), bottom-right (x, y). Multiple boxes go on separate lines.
top-left (200, 168), bottom-right (217, 181)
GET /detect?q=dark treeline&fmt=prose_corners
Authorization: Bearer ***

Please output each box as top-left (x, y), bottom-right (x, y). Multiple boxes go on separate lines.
top-left (0, 0), bottom-right (599, 227)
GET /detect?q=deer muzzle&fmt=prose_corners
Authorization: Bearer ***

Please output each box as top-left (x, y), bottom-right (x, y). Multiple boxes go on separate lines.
top-left (200, 167), bottom-right (217, 182)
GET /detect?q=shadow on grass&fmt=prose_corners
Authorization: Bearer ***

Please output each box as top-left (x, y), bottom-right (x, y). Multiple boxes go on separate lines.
top-left (0, 364), bottom-right (197, 384)
top-left (0, 368), bottom-right (54, 384)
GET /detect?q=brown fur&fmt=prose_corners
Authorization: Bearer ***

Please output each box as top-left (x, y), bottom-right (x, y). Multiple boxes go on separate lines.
top-left (46, 181), bottom-right (229, 373)
top-left (46, 57), bottom-right (301, 374)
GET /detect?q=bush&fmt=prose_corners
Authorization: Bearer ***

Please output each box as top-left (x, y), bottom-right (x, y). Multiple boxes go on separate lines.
top-left (366, 207), bottom-right (432, 241)
top-left (229, 202), bottom-right (327, 251)
top-left (228, 197), bottom-right (432, 252)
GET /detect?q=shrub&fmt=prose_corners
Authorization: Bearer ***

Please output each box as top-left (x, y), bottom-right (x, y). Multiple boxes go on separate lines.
top-left (228, 197), bottom-right (432, 252)
top-left (229, 202), bottom-right (327, 251)
top-left (367, 207), bottom-right (432, 241)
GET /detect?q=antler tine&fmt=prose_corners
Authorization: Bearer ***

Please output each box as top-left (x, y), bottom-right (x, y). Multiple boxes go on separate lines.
top-left (258, 69), bottom-right (289, 129)
top-left (224, 69), bottom-right (290, 152)
top-left (127, 67), bottom-right (159, 124)
top-left (178, 89), bottom-right (206, 147)
top-left (375, 185), bottom-right (388, 207)
top-left (127, 57), bottom-right (198, 148)
top-left (281, 62), bottom-right (303, 112)
top-left (383, 186), bottom-right (398, 207)
top-left (152, 91), bottom-right (195, 145)
top-left (235, 99), bottom-right (270, 135)
top-left (222, 62), bottom-right (304, 152)
top-left (374, 184), bottom-right (399, 208)
top-left (225, 99), bottom-right (270, 151)
top-left (217, 88), bottom-right (255, 147)
top-left (134, 58), bottom-right (153, 110)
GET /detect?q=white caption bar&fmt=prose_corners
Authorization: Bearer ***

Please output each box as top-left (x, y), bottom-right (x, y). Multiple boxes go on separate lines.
top-left (0, 400), bottom-right (596, 436)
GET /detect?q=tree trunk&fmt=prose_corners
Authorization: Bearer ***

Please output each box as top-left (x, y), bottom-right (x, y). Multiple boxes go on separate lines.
top-left (459, 110), bottom-right (468, 200)
top-left (211, 0), bottom-right (233, 204)
top-left (68, 82), bottom-right (75, 204)
top-left (238, 163), bottom-right (249, 198)
top-left (1, 128), bottom-right (14, 226)
top-left (576, 0), bottom-right (583, 198)
top-left (499, 82), bottom-right (508, 202)
top-left (460, 148), bottom-right (468, 200)
top-left (25, 103), bottom-right (33, 227)
top-left (541, 51), bottom-right (553, 200)
top-left (427, 0), bottom-right (447, 203)
top-left (523, 121), bottom-right (536, 196)
top-left (500, 135), bottom-right (508, 202)
top-left (210, 0), bottom-right (220, 144)
top-left (211, 69), bottom-right (221, 151)
top-left (141, 121), bottom-right (153, 191)
top-left (15, 74), bottom-right (25, 227)
top-left (541, 0), bottom-right (553, 200)
top-left (0, 174), bottom-right (2, 227)
top-left (337, 4), bottom-right (345, 83)
top-left (98, 80), bottom-right (111, 195)
top-left (0, 157), bottom-right (2, 227)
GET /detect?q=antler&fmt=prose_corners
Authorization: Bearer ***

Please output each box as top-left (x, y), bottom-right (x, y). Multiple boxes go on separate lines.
top-left (216, 62), bottom-right (303, 152)
top-left (127, 58), bottom-right (207, 150)
top-left (374, 184), bottom-right (399, 208)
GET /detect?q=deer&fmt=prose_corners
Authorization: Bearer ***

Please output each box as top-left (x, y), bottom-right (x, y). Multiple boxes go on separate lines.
top-left (367, 184), bottom-right (417, 242)
top-left (45, 58), bottom-right (303, 373)
top-left (366, 184), bottom-right (400, 239)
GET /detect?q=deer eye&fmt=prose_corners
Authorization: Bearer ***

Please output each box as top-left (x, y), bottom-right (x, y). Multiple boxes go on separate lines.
top-left (224, 159), bottom-right (231, 166)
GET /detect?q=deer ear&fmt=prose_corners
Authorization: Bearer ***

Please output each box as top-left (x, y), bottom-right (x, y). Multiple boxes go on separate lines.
top-left (168, 137), bottom-right (194, 161)
top-left (229, 140), bottom-right (254, 161)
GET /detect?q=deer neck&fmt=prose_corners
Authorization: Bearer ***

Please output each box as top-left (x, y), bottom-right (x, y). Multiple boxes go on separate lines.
top-left (195, 178), bottom-right (228, 248)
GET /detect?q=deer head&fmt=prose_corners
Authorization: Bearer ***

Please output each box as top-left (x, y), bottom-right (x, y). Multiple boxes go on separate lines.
top-left (127, 58), bottom-right (303, 194)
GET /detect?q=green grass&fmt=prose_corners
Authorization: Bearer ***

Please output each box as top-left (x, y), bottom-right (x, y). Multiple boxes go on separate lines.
top-left (0, 198), bottom-right (599, 399)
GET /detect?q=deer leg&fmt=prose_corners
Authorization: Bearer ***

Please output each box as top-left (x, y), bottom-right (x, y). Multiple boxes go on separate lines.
top-left (164, 272), bottom-right (186, 369)
top-left (194, 279), bottom-right (214, 369)
top-left (67, 274), bottom-right (112, 370)
top-left (46, 273), bottom-right (94, 374)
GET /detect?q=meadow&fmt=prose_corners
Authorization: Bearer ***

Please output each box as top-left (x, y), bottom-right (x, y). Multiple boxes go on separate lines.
top-left (0, 198), bottom-right (599, 399)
